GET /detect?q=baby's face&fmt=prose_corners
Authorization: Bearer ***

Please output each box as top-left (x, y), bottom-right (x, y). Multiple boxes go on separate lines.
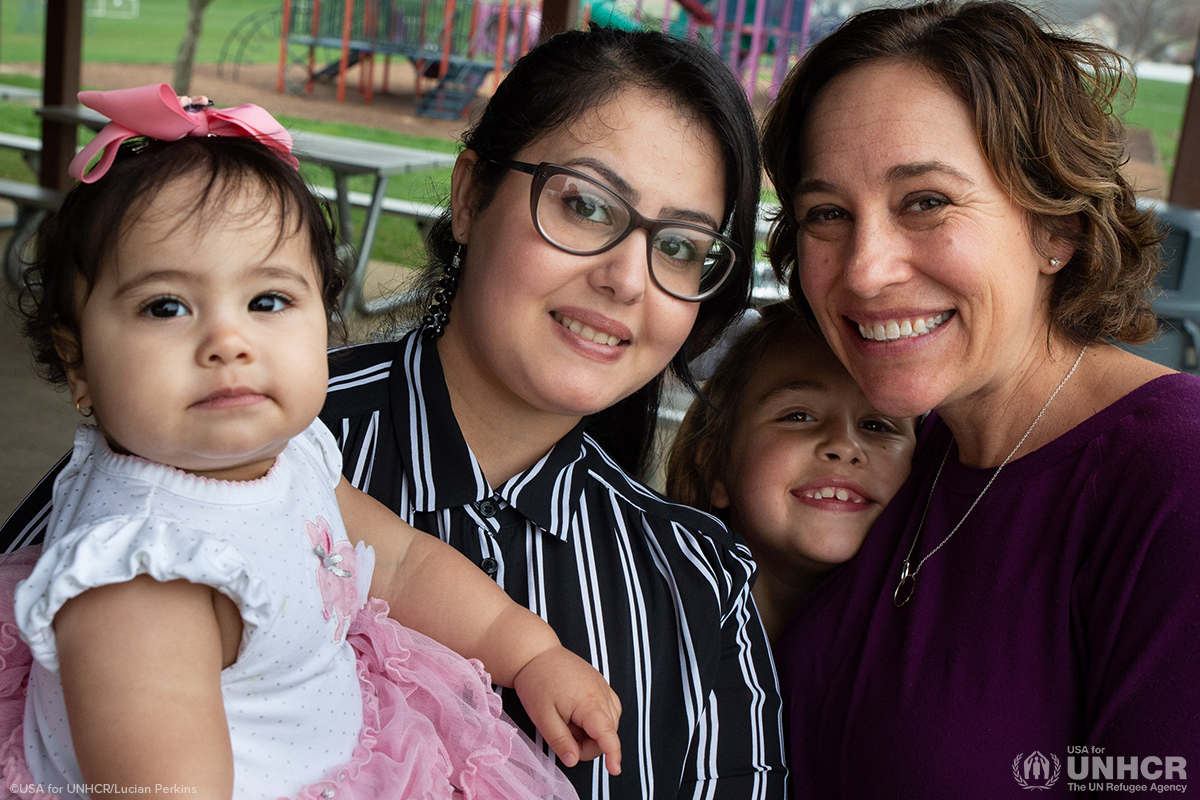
top-left (65, 177), bottom-right (330, 481)
top-left (714, 322), bottom-right (917, 576)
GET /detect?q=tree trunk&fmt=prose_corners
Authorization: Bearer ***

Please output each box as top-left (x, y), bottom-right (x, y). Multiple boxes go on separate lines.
top-left (172, 0), bottom-right (215, 94)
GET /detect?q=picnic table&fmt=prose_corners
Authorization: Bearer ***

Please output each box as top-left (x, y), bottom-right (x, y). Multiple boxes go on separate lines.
top-left (32, 105), bottom-right (457, 314)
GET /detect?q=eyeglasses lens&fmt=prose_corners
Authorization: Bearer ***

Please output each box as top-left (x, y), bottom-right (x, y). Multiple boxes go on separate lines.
top-left (536, 172), bottom-right (733, 300)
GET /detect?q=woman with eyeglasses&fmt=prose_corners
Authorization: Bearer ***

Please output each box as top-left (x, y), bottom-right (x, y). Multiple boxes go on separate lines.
top-left (326, 26), bottom-right (785, 798)
top-left (0, 26), bottom-right (784, 799)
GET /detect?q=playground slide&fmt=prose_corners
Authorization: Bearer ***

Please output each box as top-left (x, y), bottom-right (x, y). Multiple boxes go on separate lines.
top-left (587, 0), bottom-right (715, 33)
top-left (586, 0), bottom-right (641, 31)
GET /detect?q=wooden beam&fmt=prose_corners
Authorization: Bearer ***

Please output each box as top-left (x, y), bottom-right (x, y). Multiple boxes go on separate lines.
top-left (40, 0), bottom-right (83, 191)
top-left (539, 0), bottom-right (579, 41)
top-left (1169, 42), bottom-right (1200, 210)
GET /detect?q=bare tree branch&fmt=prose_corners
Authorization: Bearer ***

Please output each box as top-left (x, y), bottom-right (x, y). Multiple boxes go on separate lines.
top-left (172, 0), bottom-right (217, 94)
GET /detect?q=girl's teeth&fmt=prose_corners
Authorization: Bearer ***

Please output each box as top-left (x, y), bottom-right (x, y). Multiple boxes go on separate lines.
top-left (805, 487), bottom-right (865, 503)
top-left (858, 312), bottom-right (950, 342)
top-left (554, 313), bottom-right (622, 346)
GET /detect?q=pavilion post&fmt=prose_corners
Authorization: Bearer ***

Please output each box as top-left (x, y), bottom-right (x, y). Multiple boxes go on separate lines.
top-left (1169, 38), bottom-right (1200, 210)
top-left (539, 0), bottom-right (578, 41)
top-left (40, 0), bottom-right (83, 191)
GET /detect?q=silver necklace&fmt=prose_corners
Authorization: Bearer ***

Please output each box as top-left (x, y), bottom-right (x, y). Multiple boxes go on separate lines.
top-left (893, 344), bottom-right (1088, 608)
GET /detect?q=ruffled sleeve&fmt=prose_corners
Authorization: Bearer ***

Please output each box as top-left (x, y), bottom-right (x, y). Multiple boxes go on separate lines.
top-left (12, 517), bottom-right (273, 672)
top-left (301, 419), bottom-right (345, 490)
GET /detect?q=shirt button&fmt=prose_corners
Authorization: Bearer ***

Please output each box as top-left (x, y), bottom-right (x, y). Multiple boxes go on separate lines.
top-left (480, 557), bottom-right (499, 576)
top-left (478, 498), bottom-right (499, 517)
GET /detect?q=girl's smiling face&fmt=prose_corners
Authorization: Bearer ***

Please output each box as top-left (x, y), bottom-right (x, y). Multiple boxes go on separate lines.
top-left (713, 321), bottom-right (916, 573)
top-left (441, 89), bottom-right (725, 421)
top-left (64, 177), bottom-right (330, 481)
top-left (793, 61), bottom-right (1069, 420)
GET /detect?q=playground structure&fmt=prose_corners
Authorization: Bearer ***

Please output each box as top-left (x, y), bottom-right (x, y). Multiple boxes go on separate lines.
top-left (273, 0), bottom-right (833, 118)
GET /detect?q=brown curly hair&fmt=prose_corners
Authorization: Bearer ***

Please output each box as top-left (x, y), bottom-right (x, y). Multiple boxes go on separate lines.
top-left (761, 0), bottom-right (1163, 345)
top-left (18, 135), bottom-right (345, 389)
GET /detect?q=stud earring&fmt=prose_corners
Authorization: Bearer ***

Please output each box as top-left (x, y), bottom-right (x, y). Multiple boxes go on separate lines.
top-left (422, 244), bottom-right (462, 339)
top-left (74, 399), bottom-right (93, 418)
top-left (1049, 257), bottom-right (1061, 269)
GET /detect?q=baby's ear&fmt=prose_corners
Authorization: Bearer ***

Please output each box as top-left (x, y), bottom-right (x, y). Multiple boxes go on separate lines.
top-left (51, 326), bottom-right (91, 411)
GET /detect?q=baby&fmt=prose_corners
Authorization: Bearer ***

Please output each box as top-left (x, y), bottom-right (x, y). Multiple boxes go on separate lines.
top-left (0, 85), bottom-right (617, 799)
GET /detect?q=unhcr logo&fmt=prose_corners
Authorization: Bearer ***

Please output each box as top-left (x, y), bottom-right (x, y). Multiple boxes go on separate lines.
top-left (1013, 752), bottom-right (1061, 790)
top-left (1064, 750), bottom-right (1188, 793)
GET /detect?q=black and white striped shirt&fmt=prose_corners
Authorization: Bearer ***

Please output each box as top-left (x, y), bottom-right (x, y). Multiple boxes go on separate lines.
top-left (2, 330), bottom-right (788, 799)
top-left (324, 332), bottom-right (786, 798)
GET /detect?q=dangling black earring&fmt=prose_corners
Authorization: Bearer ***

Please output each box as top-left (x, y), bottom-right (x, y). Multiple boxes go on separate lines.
top-left (422, 244), bottom-right (462, 339)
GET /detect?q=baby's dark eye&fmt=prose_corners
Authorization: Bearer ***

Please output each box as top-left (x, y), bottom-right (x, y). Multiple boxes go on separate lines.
top-left (781, 410), bottom-right (816, 423)
top-left (144, 297), bottom-right (188, 318)
top-left (249, 293), bottom-right (289, 313)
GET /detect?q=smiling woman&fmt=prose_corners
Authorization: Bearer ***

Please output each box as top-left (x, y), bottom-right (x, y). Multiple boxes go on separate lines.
top-left (312, 25), bottom-right (786, 800)
top-left (760, 1), bottom-right (1200, 796)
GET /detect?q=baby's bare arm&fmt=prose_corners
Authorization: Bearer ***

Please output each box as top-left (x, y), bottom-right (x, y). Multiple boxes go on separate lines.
top-left (55, 575), bottom-right (233, 799)
top-left (337, 478), bottom-right (621, 771)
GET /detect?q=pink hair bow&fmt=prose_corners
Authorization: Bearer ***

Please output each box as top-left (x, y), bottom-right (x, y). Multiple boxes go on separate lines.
top-left (68, 83), bottom-right (298, 183)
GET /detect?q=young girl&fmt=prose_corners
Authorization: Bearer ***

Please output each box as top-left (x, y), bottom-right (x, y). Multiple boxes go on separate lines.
top-left (666, 303), bottom-right (918, 643)
top-left (0, 85), bottom-right (618, 799)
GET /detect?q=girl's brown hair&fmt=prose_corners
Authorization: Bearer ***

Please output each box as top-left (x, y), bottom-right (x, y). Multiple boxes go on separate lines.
top-left (666, 302), bottom-right (812, 513)
top-left (761, 0), bottom-right (1163, 345)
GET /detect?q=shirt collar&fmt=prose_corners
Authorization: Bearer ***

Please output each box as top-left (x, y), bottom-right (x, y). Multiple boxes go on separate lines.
top-left (388, 330), bottom-right (589, 542)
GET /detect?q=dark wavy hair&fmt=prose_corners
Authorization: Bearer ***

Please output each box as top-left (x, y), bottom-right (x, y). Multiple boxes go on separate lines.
top-left (19, 135), bottom-right (344, 388)
top-left (412, 24), bottom-right (761, 478)
top-left (761, 0), bottom-right (1162, 346)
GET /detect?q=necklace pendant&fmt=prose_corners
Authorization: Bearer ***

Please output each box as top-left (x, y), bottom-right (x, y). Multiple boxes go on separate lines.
top-left (893, 559), bottom-right (915, 607)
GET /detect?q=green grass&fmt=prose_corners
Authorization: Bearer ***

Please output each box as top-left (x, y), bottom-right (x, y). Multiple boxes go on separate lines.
top-left (1122, 77), bottom-right (1190, 176)
top-left (276, 114), bottom-right (457, 267)
top-left (1, 0), bottom-right (279, 65)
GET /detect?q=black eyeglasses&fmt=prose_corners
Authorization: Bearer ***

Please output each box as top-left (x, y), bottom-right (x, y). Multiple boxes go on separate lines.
top-left (490, 159), bottom-right (742, 302)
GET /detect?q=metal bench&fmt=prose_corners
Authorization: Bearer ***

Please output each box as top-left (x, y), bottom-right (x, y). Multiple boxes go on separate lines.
top-left (1125, 199), bottom-right (1200, 373)
top-left (0, 178), bottom-right (65, 289)
top-left (0, 131), bottom-right (43, 159)
top-left (309, 184), bottom-right (442, 237)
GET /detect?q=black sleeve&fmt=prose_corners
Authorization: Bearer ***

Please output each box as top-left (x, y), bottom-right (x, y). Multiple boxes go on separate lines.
top-left (1, 451), bottom-right (69, 553)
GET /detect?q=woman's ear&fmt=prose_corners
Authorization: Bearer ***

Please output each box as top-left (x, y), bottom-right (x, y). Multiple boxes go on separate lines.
top-left (450, 150), bottom-right (482, 245)
top-left (52, 327), bottom-right (91, 413)
top-left (1039, 216), bottom-right (1082, 276)
top-left (1041, 246), bottom-right (1074, 275)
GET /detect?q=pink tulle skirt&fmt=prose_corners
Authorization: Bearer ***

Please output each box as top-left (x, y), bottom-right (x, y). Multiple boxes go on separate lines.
top-left (0, 547), bottom-right (578, 800)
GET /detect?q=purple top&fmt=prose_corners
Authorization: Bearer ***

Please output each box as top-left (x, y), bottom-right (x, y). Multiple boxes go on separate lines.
top-left (780, 374), bottom-right (1200, 798)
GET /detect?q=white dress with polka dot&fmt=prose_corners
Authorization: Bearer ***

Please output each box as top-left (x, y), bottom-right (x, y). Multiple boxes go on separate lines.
top-left (13, 421), bottom-right (367, 799)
